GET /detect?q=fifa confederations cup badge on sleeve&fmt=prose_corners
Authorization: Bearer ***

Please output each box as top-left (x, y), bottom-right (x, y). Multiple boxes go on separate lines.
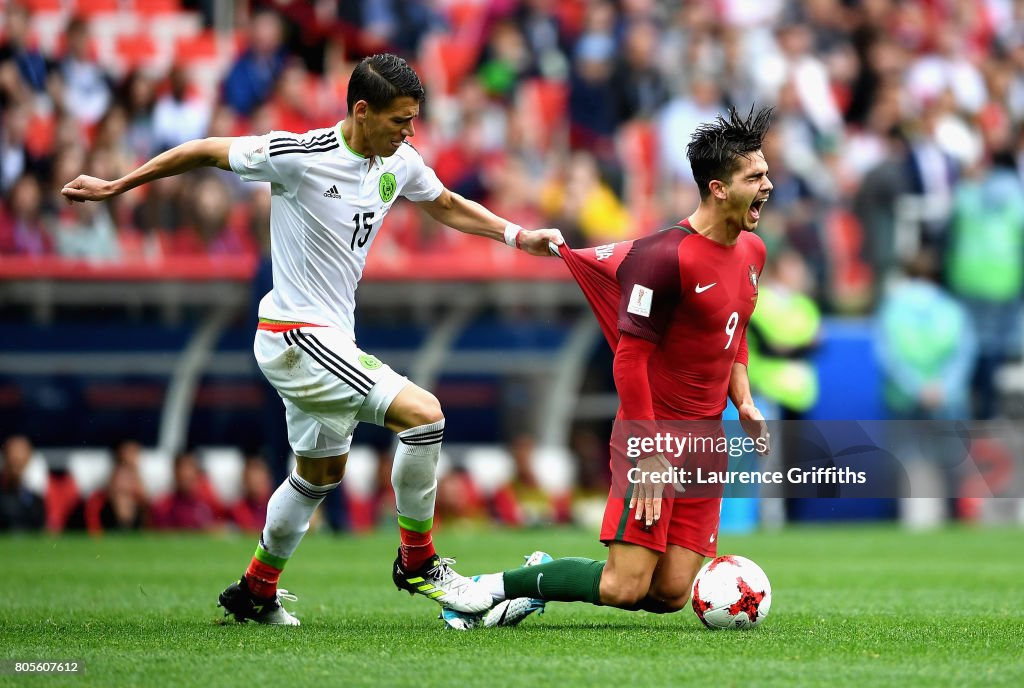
top-left (359, 354), bottom-right (383, 370)
top-left (379, 173), bottom-right (397, 203)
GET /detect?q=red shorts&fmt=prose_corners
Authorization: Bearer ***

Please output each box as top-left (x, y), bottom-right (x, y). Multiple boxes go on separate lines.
top-left (599, 491), bottom-right (722, 557)
top-left (599, 420), bottom-right (726, 557)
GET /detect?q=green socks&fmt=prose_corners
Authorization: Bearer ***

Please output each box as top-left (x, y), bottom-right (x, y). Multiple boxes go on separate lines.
top-left (503, 557), bottom-right (606, 604)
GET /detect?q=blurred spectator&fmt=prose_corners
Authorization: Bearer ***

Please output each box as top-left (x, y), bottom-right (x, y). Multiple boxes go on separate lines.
top-left (49, 142), bottom-right (120, 261)
top-left (153, 65), bottom-right (211, 152)
top-left (610, 20), bottom-right (669, 126)
top-left (567, 2), bottom-right (617, 157)
top-left (70, 462), bottom-right (147, 535)
top-left (131, 175), bottom-right (186, 250)
top-left (0, 3), bottom-right (54, 103)
top-left (93, 106), bottom-right (136, 177)
top-left (251, 0), bottom-right (332, 73)
top-left (50, 191), bottom-right (120, 261)
top-left (265, 60), bottom-right (319, 134)
top-left (656, 76), bottom-right (724, 186)
top-left (760, 20), bottom-right (844, 142)
top-left (511, 0), bottom-right (570, 82)
top-left (852, 125), bottom-right (911, 300)
top-left (0, 174), bottom-right (51, 256)
top-left (1, 101), bottom-right (47, 195)
top-left (0, 435), bottom-right (44, 532)
top-left (117, 71), bottom-right (158, 162)
top-left (568, 425), bottom-right (611, 494)
top-left (150, 450), bottom-right (222, 531)
top-left (48, 147), bottom-right (87, 211)
top-left (319, 36), bottom-right (355, 118)
top-left (353, 0), bottom-right (440, 58)
top-left (222, 9), bottom-right (287, 117)
top-left (433, 111), bottom-right (498, 203)
top-left (746, 249), bottom-right (822, 419)
top-left (490, 435), bottom-right (570, 526)
top-left (476, 20), bottom-right (536, 102)
top-left (435, 466), bottom-right (487, 525)
top-left (166, 173), bottom-right (252, 256)
top-left (904, 24), bottom-right (987, 115)
top-left (773, 77), bottom-right (838, 203)
top-left (112, 438), bottom-right (142, 470)
top-left (231, 455), bottom-right (272, 532)
top-left (905, 102), bottom-right (960, 248)
top-left (108, 439), bottom-right (148, 507)
top-left (56, 17), bottom-right (112, 127)
top-left (540, 151), bottom-right (630, 244)
top-left (875, 250), bottom-right (976, 420)
top-left (484, 154), bottom-right (545, 230)
top-left (945, 151), bottom-right (1024, 419)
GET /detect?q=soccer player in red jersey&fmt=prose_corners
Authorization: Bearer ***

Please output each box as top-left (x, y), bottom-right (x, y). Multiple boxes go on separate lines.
top-left (445, 107), bottom-right (774, 628)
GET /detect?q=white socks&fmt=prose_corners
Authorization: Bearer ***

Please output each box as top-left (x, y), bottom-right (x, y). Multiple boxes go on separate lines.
top-left (260, 471), bottom-right (339, 560)
top-left (392, 419), bottom-right (445, 526)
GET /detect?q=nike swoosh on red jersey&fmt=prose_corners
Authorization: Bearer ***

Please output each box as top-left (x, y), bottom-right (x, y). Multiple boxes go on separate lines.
top-left (695, 283), bottom-right (717, 293)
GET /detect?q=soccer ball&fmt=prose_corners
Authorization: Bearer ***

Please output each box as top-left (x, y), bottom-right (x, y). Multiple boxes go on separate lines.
top-left (691, 555), bottom-right (772, 629)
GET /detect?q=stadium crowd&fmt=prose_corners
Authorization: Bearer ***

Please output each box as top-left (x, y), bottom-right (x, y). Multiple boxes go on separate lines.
top-left (0, 1), bottom-right (1020, 304)
top-left (0, 432), bottom-right (586, 534)
top-left (2, 0), bottom-right (1024, 530)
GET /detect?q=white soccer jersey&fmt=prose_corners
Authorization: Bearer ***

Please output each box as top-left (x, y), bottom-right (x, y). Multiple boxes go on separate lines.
top-left (229, 123), bottom-right (444, 338)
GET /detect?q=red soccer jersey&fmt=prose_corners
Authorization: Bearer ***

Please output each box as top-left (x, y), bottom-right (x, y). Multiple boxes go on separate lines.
top-left (560, 220), bottom-right (766, 419)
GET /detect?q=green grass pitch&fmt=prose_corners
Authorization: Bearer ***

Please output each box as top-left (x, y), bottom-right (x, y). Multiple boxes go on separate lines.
top-left (2, 525), bottom-right (1023, 687)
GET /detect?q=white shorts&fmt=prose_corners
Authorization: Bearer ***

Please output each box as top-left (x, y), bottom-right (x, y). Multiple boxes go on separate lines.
top-left (254, 326), bottom-right (409, 458)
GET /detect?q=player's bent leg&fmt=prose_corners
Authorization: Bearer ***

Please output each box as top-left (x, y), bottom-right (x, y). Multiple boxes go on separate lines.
top-left (219, 452), bottom-right (345, 625)
top-left (598, 542), bottom-right (661, 609)
top-left (643, 544), bottom-right (705, 613)
top-left (384, 383), bottom-right (491, 613)
top-left (498, 542), bottom-right (656, 610)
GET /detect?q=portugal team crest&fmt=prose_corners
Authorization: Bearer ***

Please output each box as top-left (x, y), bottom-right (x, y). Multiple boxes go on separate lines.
top-left (379, 173), bottom-right (397, 203)
top-left (748, 265), bottom-right (759, 293)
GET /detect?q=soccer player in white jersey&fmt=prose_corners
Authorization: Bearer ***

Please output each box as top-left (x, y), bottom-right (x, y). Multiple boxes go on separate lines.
top-left (62, 53), bottom-right (564, 625)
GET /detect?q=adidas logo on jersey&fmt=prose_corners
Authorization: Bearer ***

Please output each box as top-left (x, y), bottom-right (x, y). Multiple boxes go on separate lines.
top-left (323, 185), bottom-right (342, 199)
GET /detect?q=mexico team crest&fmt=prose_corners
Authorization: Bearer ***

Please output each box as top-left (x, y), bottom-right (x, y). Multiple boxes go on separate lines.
top-left (748, 265), bottom-right (759, 294)
top-left (359, 354), bottom-right (383, 371)
top-left (379, 173), bottom-right (397, 203)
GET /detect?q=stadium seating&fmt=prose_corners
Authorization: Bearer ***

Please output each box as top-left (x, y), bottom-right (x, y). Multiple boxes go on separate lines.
top-left (68, 448), bottom-right (114, 497)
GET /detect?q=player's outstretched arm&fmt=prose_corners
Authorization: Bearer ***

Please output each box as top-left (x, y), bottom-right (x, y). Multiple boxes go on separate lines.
top-left (416, 188), bottom-right (563, 257)
top-left (61, 137), bottom-right (235, 203)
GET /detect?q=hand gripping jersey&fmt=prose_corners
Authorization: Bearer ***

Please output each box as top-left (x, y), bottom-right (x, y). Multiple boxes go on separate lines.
top-left (559, 221), bottom-right (766, 419)
top-left (229, 124), bottom-right (444, 338)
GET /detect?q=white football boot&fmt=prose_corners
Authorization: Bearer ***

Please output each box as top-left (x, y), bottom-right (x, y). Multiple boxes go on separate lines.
top-left (441, 551), bottom-right (552, 630)
top-left (393, 550), bottom-right (493, 613)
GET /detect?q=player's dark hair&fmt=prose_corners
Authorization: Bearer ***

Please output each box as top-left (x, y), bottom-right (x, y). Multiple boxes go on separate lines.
top-left (347, 53), bottom-right (425, 113)
top-left (687, 105), bottom-right (773, 200)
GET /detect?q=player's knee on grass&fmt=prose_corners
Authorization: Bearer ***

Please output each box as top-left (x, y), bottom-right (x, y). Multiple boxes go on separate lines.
top-left (295, 455), bottom-right (347, 485)
top-left (643, 566), bottom-right (698, 612)
top-left (386, 386), bottom-right (444, 432)
top-left (645, 592), bottom-right (691, 613)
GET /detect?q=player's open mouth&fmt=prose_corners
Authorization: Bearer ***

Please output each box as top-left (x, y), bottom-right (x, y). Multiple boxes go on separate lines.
top-left (749, 196), bottom-right (768, 221)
